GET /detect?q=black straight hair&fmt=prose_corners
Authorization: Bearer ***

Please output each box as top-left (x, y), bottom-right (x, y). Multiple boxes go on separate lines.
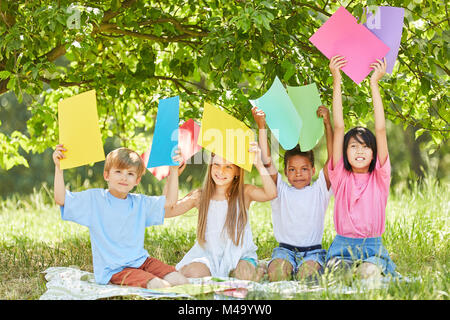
top-left (343, 126), bottom-right (377, 172)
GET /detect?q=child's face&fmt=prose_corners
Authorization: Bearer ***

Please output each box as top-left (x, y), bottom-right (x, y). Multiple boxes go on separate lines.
top-left (103, 166), bottom-right (141, 198)
top-left (210, 155), bottom-right (239, 187)
top-left (284, 155), bottom-right (315, 189)
top-left (346, 136), bottom-right (374, 173)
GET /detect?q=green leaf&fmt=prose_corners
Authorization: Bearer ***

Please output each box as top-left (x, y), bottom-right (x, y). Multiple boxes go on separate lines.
top-left (0, 70), bottom-right (11, 80)
top-left (50, 79), bottom-right (59, 90)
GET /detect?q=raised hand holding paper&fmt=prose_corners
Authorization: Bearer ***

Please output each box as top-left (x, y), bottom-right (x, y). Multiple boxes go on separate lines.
top-left (145, 119), bottom-right (202, 180)
top-left (147, 96), bottom-right (179, 168)
top-left (249, 76), bottom-right (302, 150)
top-left (287, 83), bottom-right (324, 152)
top-left (198, 103), bottom-right (254, 172)
top-left (364, 6), bottom-right (405, 74)
top-left (250, 77), bottom-right (324, 151)
top-left (178, 118), bottom-right (202, 162)
top-left (309, 6), bottom-right (390, 84)
top-left (58, 90), bottom-right (105, 170)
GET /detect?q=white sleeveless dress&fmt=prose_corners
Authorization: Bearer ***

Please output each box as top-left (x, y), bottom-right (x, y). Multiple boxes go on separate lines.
top-left (175, 199), bottom-right (258, 277)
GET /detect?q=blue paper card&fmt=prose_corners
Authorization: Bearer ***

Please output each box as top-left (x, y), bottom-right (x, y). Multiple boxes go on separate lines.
top-left (148, 96), bottom-right (179, 168)
top-left (249, 76), bottom-right (302, 150)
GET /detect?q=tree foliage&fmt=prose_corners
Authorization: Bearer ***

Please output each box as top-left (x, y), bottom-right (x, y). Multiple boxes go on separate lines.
top-left (0, 0), bottom-right (448, 170)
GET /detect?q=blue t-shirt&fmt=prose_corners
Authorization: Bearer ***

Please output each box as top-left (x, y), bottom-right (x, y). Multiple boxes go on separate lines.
top-left (60, 188), bottom-right (166, 284)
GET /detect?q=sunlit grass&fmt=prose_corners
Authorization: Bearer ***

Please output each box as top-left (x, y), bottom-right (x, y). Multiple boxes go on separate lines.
top-left (0, 177), bottom-right (448, 299)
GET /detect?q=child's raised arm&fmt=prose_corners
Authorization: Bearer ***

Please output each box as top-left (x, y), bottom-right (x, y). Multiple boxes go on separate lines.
top-left (244, 141), bottom-right (277, 204)
top-left (163, 148), bottom-right (182, 212)
top-left (53, 144), bottom-right (66, 206)
top-left (316, 105), bottom-right (333, 189)
top-left (329, 55), bottom-right (347, 168)
top-left (251, 106), bottom-right (277, 184)
top-left (370, 58), bottom-right (388, 166)
top-left (164, 188), bottom-right (201, 218)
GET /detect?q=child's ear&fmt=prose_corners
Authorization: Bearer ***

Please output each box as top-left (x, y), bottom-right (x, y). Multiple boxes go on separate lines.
top-left (103, 170), bottom-right (109, 181)
top-left (312, 167), bottom-right (316, 176)
top-left (135, 176), bottom-right (142, 185)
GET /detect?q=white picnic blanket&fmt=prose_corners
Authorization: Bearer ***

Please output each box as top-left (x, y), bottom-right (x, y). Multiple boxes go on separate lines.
top-left (40, 266), bottom-right (416, 300)
top-left (40, 267), bottom-right (192, 300)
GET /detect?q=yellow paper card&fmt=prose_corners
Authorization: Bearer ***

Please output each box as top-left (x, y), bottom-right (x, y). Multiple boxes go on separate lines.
top-left (58, 90), bottom-right (105, 169)
top-left (198, 103), bottom-right (254, 172)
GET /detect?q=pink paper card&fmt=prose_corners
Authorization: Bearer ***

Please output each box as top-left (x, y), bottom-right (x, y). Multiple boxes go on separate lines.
top-left (143, 119), bottom-right (202, 180)
top-left (309, 6), bottom-right (390, 84)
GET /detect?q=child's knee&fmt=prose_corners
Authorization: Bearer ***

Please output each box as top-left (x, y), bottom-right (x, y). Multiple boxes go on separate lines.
top-left (356, 262), bottom-right (382, 279)
top-left (180, 262), bottom-right (211, 278)
top-left (267, 258), bottom-right (293, 281)
top-left (231, 260), bottom-right (252, 279)
top-left (296, 260), bottom-right (322, 279)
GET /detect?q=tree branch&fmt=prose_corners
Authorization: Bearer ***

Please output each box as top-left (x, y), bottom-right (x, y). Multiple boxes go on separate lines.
top-left (138, 17), bottom-right (208, 37)
top-left (291, 1), bottom-right (331, 17)
top-left (98, 23), bottom-right (206, 42)
top-left (102, 0), bottom-right (138, 23)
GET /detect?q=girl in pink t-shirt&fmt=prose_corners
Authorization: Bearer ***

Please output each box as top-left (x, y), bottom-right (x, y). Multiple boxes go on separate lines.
top-left (325, 55), bottom-right (397, 278)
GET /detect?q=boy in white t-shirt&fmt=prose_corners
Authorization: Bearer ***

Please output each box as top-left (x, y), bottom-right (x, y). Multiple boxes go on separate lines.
top-left (252, 105), bottom-right (333, 281)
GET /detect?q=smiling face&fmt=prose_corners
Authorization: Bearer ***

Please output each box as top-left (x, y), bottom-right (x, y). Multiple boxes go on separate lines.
top-left (346, 136), bottom-right (374, 173)
top-left (210, 155), bottom-right (240, 187)
top-left (104, 166), bottom-right (141, 199)
top-left (284, 155), bottom-right (315, 189)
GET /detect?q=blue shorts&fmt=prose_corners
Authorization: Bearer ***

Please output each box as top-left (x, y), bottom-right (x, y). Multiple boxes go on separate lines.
top-left (270, 245), bottom-right (326, 274)
top-left (325, 235), bottom-right (398, 276)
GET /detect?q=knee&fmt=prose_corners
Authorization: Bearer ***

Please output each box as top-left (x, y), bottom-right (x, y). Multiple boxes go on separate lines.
top-left (180, 262), bottom-right (211, 278)
top-left (296, 261), bottom-right (321, 279)
top-left (267, 259), bottom-right (293, 282)
top-left (356, 262), bottom-right (382, 279)
top-left (231, 260), bottom-right (256, 281)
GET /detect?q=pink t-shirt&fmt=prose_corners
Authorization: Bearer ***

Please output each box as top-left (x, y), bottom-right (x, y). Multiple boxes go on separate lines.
top-left (328, 155), bottom-right (391, 238)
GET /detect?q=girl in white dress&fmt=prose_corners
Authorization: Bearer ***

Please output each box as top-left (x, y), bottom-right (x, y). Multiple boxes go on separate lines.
top-left (172, 142), bottom-right (277, 281)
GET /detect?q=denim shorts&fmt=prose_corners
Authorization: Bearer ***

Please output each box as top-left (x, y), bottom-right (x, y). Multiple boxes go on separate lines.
top-left (270, 245), bottom-right (327, 274)
top-left (325, 235), bottom-right (398, 276)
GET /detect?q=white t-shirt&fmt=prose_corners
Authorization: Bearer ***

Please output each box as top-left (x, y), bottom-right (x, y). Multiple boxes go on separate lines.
top-left (271, 170), bottom-right (332, 247)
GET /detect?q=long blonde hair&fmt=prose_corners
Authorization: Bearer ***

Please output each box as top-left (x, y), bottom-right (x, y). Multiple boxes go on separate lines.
top-left (197, 154), bottom-right (247, 247)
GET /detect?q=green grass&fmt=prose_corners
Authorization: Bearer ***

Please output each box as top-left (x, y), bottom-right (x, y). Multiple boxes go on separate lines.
top-left (0, 178), bottom-right (448, 300)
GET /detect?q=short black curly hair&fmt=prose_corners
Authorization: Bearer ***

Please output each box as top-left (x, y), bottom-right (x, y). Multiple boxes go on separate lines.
top-left (283, 144), bottom-right (314, 169)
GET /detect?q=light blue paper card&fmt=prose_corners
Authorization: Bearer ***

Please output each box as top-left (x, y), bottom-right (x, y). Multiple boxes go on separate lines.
top-left (148, 96), bottom-right (179, 168)
top-left (249, 76), bottom-right (302, 150)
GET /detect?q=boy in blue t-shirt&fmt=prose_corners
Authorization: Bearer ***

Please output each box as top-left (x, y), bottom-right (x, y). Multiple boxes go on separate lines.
top-left (52, 145), bottom-right (189, 289)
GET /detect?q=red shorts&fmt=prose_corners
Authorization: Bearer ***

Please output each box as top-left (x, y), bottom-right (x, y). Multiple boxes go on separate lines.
top-left (110, 257), bottom-right (177, 288)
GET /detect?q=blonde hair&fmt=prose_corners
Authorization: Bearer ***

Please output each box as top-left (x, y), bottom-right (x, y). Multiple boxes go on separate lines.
top-left (197, 154), bottom-right (247, 247)
top-left (104, 147), bottom-right (146, 178)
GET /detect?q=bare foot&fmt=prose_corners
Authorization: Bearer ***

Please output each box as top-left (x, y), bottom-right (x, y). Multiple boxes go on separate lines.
top-left (164, 271), bottom-right (189, 286)
top-left (147, 277), bottom-right (171, 289)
